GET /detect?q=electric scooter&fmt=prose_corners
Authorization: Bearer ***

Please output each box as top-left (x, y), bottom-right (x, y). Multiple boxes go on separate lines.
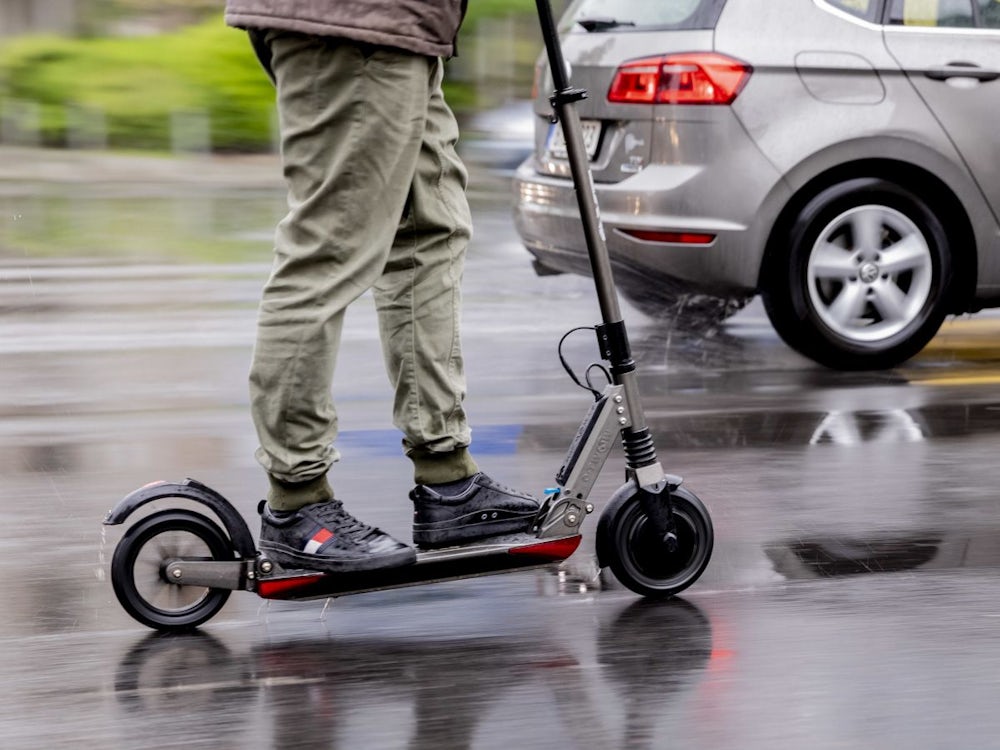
top-left (103, 0), bottom-right (715, 632)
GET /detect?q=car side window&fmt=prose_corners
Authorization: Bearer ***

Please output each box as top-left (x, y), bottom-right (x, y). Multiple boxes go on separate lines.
top-left (978, 0), bottom-right (1000, 27)
top-left (824, 0), bottom-right (881, 21)
top-left (887, 0), bottom-right (976, 26)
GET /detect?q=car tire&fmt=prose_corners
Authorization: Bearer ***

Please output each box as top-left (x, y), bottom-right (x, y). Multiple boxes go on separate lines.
top-left (763, 178), bottom-right (952, 370)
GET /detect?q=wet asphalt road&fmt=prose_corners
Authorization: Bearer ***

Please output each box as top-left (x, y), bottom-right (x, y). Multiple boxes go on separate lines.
top-left (5, 155), bottom-right (1000, 748)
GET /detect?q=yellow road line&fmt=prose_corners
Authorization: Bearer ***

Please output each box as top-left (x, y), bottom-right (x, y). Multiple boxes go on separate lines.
top-left (908, 372), bottom-right (1000, 386)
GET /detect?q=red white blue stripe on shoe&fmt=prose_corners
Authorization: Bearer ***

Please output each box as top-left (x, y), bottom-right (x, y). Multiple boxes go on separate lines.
top-left (303, 527), bottom-right (334, 554)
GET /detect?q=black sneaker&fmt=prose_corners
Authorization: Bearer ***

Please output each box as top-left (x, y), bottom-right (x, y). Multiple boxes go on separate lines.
top-left (259, 500), bottom-right (416, 573)
top-left (410, 473), bottom-right (541, 549)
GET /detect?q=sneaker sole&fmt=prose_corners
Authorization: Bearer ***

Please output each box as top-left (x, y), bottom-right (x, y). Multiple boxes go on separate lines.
top-left (259, 541), bottom-right (416, 574)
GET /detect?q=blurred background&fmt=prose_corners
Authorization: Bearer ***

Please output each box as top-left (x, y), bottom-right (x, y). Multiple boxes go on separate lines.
top-left (0, 0), bottom-right (541, 152)
top-left (0, 0), bottom-right (548, 267)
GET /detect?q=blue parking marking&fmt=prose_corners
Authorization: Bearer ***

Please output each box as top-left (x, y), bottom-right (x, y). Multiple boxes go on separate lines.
top-left (337, 424), bottom-right (523, 457)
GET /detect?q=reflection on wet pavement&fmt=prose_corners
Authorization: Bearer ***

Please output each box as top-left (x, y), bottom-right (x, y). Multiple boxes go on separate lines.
top-left (767, 537), bottom-right (944, 578)
top-left (110, 598), bottom-right (712, 750)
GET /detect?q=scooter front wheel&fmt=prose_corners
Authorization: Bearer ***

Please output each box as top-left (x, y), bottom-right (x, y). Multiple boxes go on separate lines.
top-left (111, 509), bottom-right (234, 631)
top-left (597, 486), bottom-right (713, 598)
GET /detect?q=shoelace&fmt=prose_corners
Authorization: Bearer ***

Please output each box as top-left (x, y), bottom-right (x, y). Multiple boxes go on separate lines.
top-left (313, 500), bottom-right (382, 542)
top-left (419, 475), bottom-right (532, 502)
top-left (479, 475), bottom-right (523, 497)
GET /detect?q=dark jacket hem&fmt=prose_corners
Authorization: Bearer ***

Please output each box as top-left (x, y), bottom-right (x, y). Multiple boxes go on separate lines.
top-left (225, 12), bottom-right (453, 58)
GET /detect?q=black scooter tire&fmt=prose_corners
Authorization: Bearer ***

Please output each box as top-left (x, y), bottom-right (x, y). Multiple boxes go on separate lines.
top-left (597, 486), bottom-right (713, 598)
top-left (111, 509), bottom-right (234, 631)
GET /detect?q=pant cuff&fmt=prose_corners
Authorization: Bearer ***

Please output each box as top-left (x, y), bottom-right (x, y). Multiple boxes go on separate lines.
top-left (409, 447), bottom-right (479, 485)
top-left (267, 474), bottom-right (334, 512)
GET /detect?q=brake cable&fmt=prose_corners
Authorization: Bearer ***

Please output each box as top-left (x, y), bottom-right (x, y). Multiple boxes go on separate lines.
top-left (558, 326), bottom-right (612, 401)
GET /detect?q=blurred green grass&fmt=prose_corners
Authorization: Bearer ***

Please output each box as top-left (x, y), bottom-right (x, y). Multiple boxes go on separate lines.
top-left (0, 18), bottom-right (274, 150)
top-left (0, 2), bottom-right (540, 152)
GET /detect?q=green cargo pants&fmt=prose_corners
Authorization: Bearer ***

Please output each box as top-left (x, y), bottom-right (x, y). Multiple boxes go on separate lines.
top-left (248, 31), bottom-right (478, 510)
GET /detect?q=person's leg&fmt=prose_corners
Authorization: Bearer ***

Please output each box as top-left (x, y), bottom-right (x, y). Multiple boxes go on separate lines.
top-left (250, 31), bottom-right (431, 571)
top-left (373, 57), bottom-right (477, 486)
top-left (373, 59), bottom-right (540, 548)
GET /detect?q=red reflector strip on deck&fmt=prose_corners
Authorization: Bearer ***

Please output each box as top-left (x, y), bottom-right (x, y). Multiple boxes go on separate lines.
top-left (258, 574), bottom-right (327, 598)
top-left (508, 535), bottom-right (582, 560)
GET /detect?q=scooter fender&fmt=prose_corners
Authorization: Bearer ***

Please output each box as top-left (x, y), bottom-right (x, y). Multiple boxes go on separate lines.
top-left (103, 478), bottom-right (257, 559)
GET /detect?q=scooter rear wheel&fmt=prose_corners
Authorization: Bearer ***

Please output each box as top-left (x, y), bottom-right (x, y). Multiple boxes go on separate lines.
top-left (597, 486), bottom-right (713, 598)
top-left (111, 509), bottom-right (234, 631)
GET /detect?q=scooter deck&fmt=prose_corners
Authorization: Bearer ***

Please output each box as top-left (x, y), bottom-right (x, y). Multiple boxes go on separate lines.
top-left (256, 533), bottom-right (582, 600)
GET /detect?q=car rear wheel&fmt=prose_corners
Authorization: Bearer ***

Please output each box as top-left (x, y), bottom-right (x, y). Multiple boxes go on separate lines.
top-left (763, 178), bottom-right (952, 370)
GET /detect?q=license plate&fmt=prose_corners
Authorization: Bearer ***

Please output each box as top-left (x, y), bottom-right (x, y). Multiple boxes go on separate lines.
top-left (546, 120), bottom-right (601, 160)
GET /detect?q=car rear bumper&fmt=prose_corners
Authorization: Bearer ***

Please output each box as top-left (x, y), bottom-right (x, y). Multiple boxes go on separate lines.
top-left (513, 156), bottom-right (781, 296)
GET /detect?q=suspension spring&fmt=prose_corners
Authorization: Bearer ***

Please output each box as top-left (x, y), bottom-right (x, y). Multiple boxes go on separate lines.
top-left (622, 427), bottom-right (657, 469)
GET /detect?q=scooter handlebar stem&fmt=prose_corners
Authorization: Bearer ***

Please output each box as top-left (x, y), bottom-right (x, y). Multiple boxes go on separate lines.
top-left (535, 0), bottom-right (571, 92)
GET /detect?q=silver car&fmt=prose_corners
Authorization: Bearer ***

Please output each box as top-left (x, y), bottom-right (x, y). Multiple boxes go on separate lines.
top-left (513, 0), bottom-right (1000, 369)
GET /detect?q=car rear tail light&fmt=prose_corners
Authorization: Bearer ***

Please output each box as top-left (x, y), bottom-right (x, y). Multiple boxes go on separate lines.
top-left (608, 52), bottom-right (751, 105)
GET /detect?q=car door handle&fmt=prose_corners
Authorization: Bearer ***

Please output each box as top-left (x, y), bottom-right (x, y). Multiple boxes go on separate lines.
top-left (925, 63), bottom-right (1000, 82)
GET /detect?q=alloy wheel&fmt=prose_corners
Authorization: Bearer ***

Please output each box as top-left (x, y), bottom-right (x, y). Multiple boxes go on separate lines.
top-left (806, 204), bottom-right (933, 343)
